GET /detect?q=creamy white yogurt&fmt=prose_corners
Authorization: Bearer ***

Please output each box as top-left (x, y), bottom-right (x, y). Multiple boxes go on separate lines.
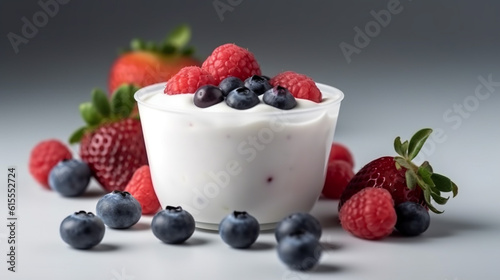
top-left (135, 82), bottom-right (343, 229)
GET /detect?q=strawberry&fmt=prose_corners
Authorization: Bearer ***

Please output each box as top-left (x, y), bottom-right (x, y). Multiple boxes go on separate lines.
top-left (339, 128), bottom-right (458, 214)
top-left (108, 24), bottom-right (200, 94)
top-left (69, 85), bottom-right (148, 192)
top-left (339, 188), bottom-right (397, 240)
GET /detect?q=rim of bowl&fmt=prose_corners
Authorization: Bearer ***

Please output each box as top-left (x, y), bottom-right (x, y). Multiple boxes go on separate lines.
top-left (134, 82), bottom-right (344, 117)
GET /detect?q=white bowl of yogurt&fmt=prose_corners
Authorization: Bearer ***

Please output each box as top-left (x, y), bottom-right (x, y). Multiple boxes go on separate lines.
top-left (135, 82), bottom-right (344, 230)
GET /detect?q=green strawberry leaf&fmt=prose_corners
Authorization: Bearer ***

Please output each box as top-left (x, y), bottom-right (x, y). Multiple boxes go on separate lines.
top-left (431, 173), bottom-right (453, 193)
top-left (111, 84), bottom-right (137, 118)
top-left (69, 126), bottom-right (87, 144)
top-left (91, 88), bottom-right (111, 117)
top-left (405, 169), bottom-right (418, 190)
top-left (401, 140), bottom-right (409, 158)
top-left (408, 128), bottom-right (433, 160)
top-left (418, 165), bottom-right (435, 187)
top-left (130, 38), bottom-right (145, 51)
top-left (423, 189), bottom-right (444, 214)
top-left (451, 181), bottom-right (459, 197)
top-left (145, 41), bottom-right (157, 52)
top-left (394, 156), bottom-right (412, 170)
top-left (394, 136), bottom-right (405, 157)
top-left (431, 192), bottom-right (449, 205)
top-left (181, 46), bottom-right (195, 56)
top-left (160, 43), bottom-right (177, 54)
top-left (420, 161), bottom-right (433, 173)
top-left (165, 24), bottom-right (191, 50)
top-left (79, 102), bottom-right (102, 126)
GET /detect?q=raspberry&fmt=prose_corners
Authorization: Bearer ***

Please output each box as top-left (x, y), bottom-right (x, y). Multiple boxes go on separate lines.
top-left (329, 142), bottom-right (355, 168)
top-left (201, 43), bottom-right (261, 84)
top-left (339, 188), bottom-right (397, 240)
top-left (124, 165), bottom-right (161, 215)
top-left (29, 139), bottom-right (72, 189)
top-left (322, 160), bottom-right (354, 199)
top-left (270, 71), bottom-right (322, 103)
top-left (164, 66), bottom-right (216, 95)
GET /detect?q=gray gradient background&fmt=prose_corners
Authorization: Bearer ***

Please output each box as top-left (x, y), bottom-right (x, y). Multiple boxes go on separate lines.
top-left (1, 1), bottom-right (500, 279)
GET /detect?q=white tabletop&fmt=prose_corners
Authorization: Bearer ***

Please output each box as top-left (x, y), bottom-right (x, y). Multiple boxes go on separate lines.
top-left (1, 76), bottom-right (500, 280)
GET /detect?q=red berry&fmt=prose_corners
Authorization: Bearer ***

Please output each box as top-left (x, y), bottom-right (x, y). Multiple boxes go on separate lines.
top-left (322, 160), bottom-right (354, 199)
top-left (329, 142), bottom-right (354, 168)
top-left (201, 43), bottom-right (261, 84)
top-left (339, 188), bottom-right (397, 240)
top-left (124, 165), bottom-right (161, 215)
top-left (80, 119), bottom-right (148, 192)
top-left (164, 66), bottom-right (216, 95)
top-left (270, 71), bottom-right (321, 103)
top-left (29, 139), bottom-right (72, 189)
top-left (338, 157), bottom-right (425, 211)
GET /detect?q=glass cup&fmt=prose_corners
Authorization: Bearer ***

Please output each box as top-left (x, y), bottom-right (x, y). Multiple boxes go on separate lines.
top-left (135, 82), bottom-right (344, 230)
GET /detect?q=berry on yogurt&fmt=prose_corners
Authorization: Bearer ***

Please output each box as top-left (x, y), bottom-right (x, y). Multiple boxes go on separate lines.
top-left (193, 85), bottom-right (224, 108)
top-left (263, 86), bottom-right (297, 110)
top-left (218, 76), bottom-right (244, 97)
top-left (244, 75), bottom-right (272, 95)
top-left (225, 87), bottom-right (260, 110)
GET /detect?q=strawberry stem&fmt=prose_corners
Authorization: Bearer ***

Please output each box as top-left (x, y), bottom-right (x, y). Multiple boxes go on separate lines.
top-left (68, 84), bottom-right (140, 144)
top-left (123, 24), bottom-right (195, 57)
top-left (393, 128), bottom-right (458, 214)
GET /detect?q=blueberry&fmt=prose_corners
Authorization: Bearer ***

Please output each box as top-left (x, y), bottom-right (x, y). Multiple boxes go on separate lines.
top-left (244, 75), bottom-right (272, 95)
top-left (219, 211), bottom-right (260, 248)
top-left (151, 206), bottom-right (195, 244)
top-left (218, 76), bottom-right (244, 96)
top-left (275, 212), bottom-right (322, 242)
top-left (225, 87), bottom-right (260, 110)
top-left (261, 75), bottom-right (271, 81)
top-left (60, 211), bottom-right (105, 249)
top-left (193, 85), bottom-right (224, 108)
top-left (263, 86), bottom-right (297, 110)
top-left (395, 202), bottom-right (430, 236)
top-left (49, 159), bottom-right (92, 197)
top-left (96, 190), bottom-right (142, 229)
top-left (277, 231), bottom-right (322, 271)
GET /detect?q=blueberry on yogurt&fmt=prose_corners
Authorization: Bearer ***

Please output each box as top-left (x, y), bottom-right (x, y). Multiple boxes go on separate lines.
top-left (244, 75), bottom-right (272, 95)
top-left (218, 76), bottom-right (244, 96)
top-left (193, 85), bottom-right (224, 108)
top-left (225, 87), bottom-right (260, 110)
top-left (263, 86), bottom-right (297, 110)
